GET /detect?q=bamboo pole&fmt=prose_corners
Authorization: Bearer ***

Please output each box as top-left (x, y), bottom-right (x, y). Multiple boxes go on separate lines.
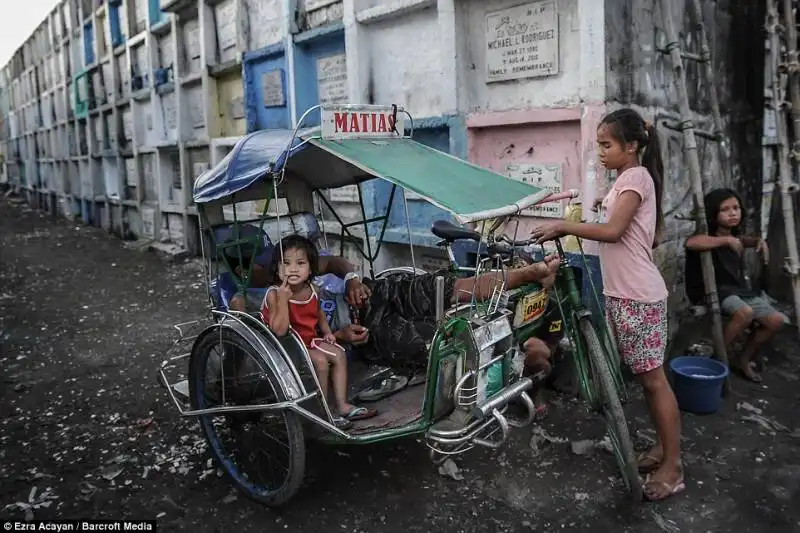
top-left (688, 0), bottom-right (731, 187)
top-left (659, 0), bottom-right (729, 371)
top-left (761, 30), bottom-right (779, 245)
top-left (772, 0), bottom-right (800, 336)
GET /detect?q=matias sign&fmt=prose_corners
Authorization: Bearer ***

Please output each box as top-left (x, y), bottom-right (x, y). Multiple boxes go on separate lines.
top-left (321, 105), bottom-right (406, 140)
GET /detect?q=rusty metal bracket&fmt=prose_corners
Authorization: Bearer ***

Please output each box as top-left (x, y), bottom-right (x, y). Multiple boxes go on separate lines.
top-left (657, 46), bottom-right (707, 63)
top-left (673, 212), bottom-right (698, 222)
top-left (784, 258), bottom-right (800, 276)
top-left (655, 113), bottom-right (721, 141)
top-left (781, 180), bottom-right (800, 193)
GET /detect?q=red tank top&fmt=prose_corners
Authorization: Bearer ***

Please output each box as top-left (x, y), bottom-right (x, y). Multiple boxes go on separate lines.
top-left (261, 285), bottom-right (320, 347)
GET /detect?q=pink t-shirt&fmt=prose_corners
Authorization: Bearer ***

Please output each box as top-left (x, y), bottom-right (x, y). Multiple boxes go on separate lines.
top-left (598, 166), bottom-right (668, 303)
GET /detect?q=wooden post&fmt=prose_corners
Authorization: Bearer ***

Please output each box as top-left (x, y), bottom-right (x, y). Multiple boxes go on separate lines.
top-left (688, 0), bottom-right (731, 186)
top-left (776, 0), bottom-right (800, 336)
top-left (659, 0), bottom-right (730, 372)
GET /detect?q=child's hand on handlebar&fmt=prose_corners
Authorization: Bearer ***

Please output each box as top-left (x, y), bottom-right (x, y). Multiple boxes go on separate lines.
top-left (530, 221), bottom-right (566, 244)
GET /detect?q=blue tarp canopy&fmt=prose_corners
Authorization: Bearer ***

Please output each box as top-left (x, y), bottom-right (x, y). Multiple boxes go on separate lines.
top-left (193, 129), bottom-right (311, 204)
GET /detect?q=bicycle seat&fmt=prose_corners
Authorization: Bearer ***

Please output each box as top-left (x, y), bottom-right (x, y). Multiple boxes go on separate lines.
top-left (431, 220), bottom-right (481, 243)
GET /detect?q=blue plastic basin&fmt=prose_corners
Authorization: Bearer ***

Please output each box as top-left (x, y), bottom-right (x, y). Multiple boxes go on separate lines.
top-left (669, 356), bottom-right (729, 415)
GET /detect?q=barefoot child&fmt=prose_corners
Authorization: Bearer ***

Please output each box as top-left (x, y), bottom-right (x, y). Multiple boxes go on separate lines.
top-left (262, 234), bottom-right (377, 428)
top-left (685, 188), bottom-right (788, 382)
top-left (530, 108), bottom-right (684, 501)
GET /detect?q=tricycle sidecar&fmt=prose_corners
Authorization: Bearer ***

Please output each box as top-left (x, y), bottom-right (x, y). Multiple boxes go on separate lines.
top-left (158, 104), bottom-right (631, 506)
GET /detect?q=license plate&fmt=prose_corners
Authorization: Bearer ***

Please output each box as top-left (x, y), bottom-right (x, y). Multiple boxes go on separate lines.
top-left (520, 290), bottom-right (548, 324)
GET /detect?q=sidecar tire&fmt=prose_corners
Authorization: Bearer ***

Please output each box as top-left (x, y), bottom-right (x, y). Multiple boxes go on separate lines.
top-left (189, 325), bottom-right (306, 507)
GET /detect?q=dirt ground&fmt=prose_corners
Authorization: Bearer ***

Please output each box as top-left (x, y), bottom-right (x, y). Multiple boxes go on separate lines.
top-left (1, 198), bottom-right (799, 533)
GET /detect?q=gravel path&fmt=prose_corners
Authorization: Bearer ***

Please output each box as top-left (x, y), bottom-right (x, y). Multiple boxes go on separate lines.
top-left (1, 198), bottom-right (799, 532)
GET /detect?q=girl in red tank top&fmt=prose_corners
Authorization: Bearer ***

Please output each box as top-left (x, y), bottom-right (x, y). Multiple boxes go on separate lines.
top-left (261, 235), bottom-right (377, 428)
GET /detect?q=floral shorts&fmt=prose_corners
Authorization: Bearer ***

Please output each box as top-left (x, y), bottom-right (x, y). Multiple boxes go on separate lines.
top-left (605, 297), bottom-right (668, 375)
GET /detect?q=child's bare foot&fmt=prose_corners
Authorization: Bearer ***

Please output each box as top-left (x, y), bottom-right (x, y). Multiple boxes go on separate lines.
top-left (339, 403), bottom-right (378, 421)
top-left (643, 463), bottom-right (685, 501)
top-left (732, 361), bottom-right (762, 383)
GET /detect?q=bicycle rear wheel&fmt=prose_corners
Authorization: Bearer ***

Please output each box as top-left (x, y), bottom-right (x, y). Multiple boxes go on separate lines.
top-left (578, 317), bottom-right (642, 501)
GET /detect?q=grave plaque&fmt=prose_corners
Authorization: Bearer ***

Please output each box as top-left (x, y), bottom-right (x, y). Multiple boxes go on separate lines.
top-left (506, 163), bottom-right (563, 217)
top-left (486, 1), bottom-right (559, 83)
top-left (316, 53), bottom-right (347, 105)
top-left (262, 69), bottom-right (285, 107)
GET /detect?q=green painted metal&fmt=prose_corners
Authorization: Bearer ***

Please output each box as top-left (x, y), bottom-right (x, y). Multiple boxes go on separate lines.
top-left (310, 137), bottom-right (546, 222)
top-left (318, 315), bottom-right (475, 445)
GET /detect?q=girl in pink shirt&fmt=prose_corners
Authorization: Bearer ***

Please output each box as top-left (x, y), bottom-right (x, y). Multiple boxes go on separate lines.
top-left (531, 108), bottom-right (683, 502)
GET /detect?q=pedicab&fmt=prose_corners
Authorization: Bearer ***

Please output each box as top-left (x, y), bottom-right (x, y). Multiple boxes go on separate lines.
top-left (157, 104), bottom-right (641, 506)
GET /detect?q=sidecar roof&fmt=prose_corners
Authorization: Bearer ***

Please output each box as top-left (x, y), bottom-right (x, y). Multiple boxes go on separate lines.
top-left (192, 128), bottom-right (548, 224)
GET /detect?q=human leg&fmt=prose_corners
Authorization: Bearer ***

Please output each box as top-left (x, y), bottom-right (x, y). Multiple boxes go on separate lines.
top-left (523, 337), bottom-right (553, 378)
top-left (319, 343), bottom-right (354, 415)
top-left (638, 367), bottom-right (684, 500)
top-left (451, 255), bottom-right (560, 304)
top-left (522, 337), bottom-right (554, 418)
top-left (737, 297), bottom-right (789, 381)
top-left (359, 257), bottom-right (558, 376)
top-left (721, 295), bottom-right (754, 347)
top-left (607, 297), bottom-right (682, 500)
top-left (359, 273), bottom-right (453, 373)
top-left (309, 349), bottom-right (330, 402)
top-left (312, 341), bottom-right (378, 420)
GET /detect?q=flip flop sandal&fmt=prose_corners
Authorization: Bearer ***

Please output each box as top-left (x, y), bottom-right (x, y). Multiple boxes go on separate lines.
top-left (356, 375), bottom-right (409, 402)
top-left (341, 405), bottom-right (378, 421)
top-left (332, 416), bottom-right (353, 429)
top-left (408, 372), bottom-right (426, 387)
top-left (643, 474), bottom-right (686, 502)
top-left (637, 452), bottom-right (662, 474)
top-left (310, 338), bottom-right (346, 357)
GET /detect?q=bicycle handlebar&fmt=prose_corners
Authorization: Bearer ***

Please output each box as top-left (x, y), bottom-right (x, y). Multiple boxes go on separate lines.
top-left (496, 234), bottom-right (536, 247)
top-left (491, 189), bottom-right (580, 246)
top-left (534, 188), bottom-right (580, 205)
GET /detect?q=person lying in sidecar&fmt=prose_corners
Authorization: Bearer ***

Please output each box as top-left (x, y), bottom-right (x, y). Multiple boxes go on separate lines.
top-left (227, 242), bottom-right (560, 399)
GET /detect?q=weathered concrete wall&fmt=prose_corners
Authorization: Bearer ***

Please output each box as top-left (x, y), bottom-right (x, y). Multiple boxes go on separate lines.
top-left (605, 0), bottom-right (765, 321)
top-left (298, 0), bottom-right (344, 31)
top-left (455, 0), bottom-right (591, 112)
top-left (458, 0), bottom-right (606, 256)
top-left (362, 6), bottom-right (444, 118)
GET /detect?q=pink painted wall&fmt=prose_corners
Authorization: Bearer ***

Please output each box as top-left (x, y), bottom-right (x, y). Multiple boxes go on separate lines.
top-left (466, 104), bottom-right (606, 254)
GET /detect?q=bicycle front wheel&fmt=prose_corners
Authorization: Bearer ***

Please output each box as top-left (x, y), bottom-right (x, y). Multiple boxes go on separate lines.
top-left (578, 318), bottom-right (642, 501)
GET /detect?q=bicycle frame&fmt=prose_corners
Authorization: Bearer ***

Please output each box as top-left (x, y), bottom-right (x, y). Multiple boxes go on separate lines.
top-left (437, 214), bottom-right (626, 408)
top-left (546, 238), bottom-right (627, 406)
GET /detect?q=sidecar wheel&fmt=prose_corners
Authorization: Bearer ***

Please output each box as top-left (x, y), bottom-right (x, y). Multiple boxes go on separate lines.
top-left (189, 326), bottom-right (305, 507)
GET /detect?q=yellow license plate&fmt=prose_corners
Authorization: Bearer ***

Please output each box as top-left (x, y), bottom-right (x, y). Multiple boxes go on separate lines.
top-left (521, 290), bottom-right (548, 323)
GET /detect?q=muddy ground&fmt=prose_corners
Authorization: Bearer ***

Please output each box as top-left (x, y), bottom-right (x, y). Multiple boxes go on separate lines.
top-left (1, 198), bottom-right (799, 533)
